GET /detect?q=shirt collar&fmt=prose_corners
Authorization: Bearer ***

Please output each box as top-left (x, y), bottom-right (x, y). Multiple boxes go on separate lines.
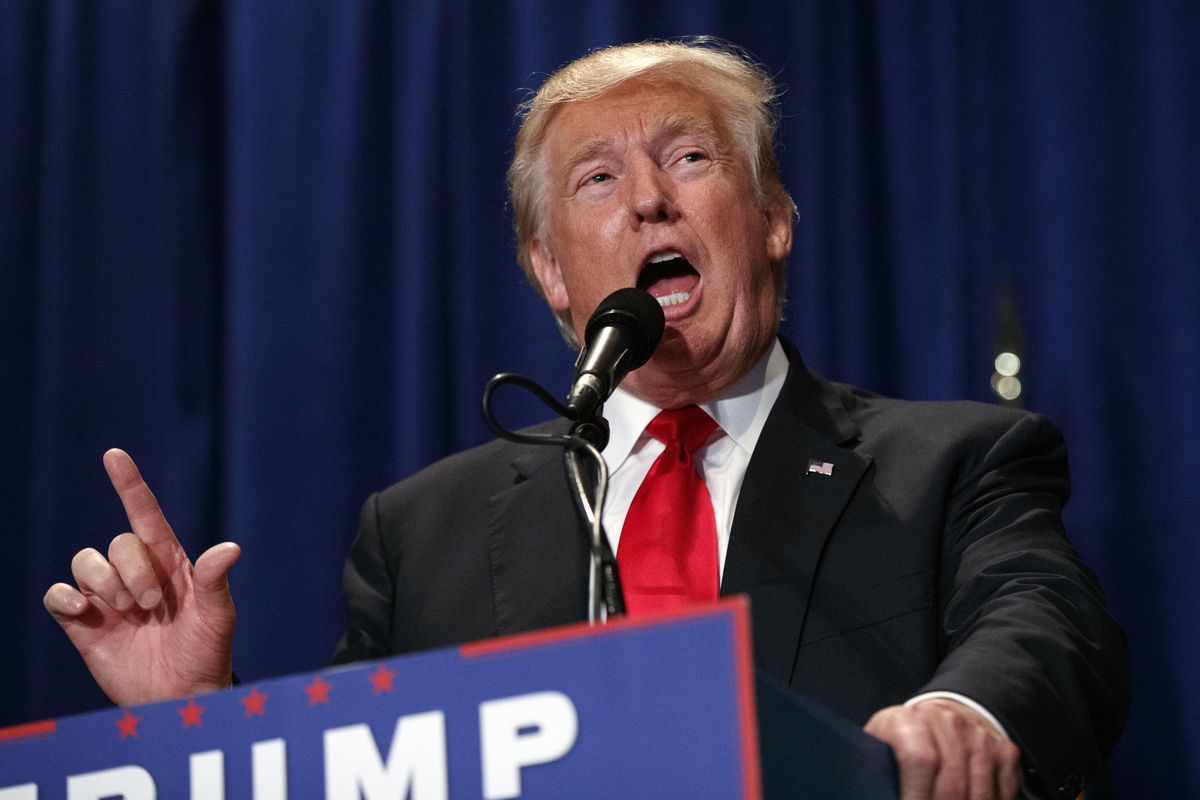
top-left (601, 338), bottom-right (789, 472)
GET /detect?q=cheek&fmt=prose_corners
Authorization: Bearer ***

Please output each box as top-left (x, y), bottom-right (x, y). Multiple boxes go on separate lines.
top-left (727, 242), bottom-right (782, 328)
top-left (749, 261), bottom-right (781, 313)
top-left (558, 218), bottom-right (628, 291)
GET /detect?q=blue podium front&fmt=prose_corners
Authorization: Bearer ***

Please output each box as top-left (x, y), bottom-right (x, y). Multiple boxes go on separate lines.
top-left (1, 600), bottom-right (762, 799)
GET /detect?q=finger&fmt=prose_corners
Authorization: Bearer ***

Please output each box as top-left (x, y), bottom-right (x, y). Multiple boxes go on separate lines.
top-left (44, 582), bottom-right (90, 620)
top-left (895, 728), bottom-right (940, 800)
top-left (962, 716), bottom-right (1010, 800)
top-left (967, 743), bottom-right (996, 800)
top-left (71, 547), bottom-right (136, 612)
top-left (916, 699), bottom-right (1019, 800)
top-left (993, 740), bottom-right (1021, 800)
top-left (866, 708), bottom-right (939, 800)
top-left (924, 706), bottom-right (969, 800)
top-left (103, 448), bottom-right (184, 570)
top-left (192, 542), bottom-right (241, 626)
top-left (108, 532), bottom-right (165, 610)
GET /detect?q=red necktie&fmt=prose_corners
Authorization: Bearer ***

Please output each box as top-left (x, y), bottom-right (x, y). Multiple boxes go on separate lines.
top-left (619, 405), bottom-right (721, 614)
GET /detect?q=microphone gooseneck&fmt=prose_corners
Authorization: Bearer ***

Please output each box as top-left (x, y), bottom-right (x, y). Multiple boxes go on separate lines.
top-left (480, 287), bottom-right (661, 622)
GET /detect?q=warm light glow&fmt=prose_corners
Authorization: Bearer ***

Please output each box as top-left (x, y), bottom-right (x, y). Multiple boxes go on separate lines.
top-left (994, 352), bottom-right (1021, 377)
top-left (995, 375), bottom-right (1022, 400)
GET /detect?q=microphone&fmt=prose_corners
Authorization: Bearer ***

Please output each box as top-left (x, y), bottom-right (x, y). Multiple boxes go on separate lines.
top-left (566, 288), bottom-right (665, 444)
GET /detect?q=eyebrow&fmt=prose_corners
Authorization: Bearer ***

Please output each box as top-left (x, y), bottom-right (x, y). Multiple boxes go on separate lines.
top-left (558, 112), bottom-right (725, 180)
top-left (561, 136), bottom-right (617, 180)
top-left (655, 112), bottom-right (723, 149)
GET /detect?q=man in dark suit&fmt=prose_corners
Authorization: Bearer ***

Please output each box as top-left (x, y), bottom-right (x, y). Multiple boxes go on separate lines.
top-left (46, 40), bottom-right (1127, 799)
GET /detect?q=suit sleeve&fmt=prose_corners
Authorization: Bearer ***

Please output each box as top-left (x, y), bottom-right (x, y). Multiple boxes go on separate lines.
top-left (330, 491), bottom-right (395, 665)
top-left (923, 412), bottom-right (1130, 800)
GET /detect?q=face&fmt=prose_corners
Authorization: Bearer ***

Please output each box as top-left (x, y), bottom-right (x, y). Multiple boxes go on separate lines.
top-left (529, 80), bottom-right (793, 407)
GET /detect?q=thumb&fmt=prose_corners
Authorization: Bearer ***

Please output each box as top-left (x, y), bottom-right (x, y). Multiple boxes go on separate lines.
top-left (192, 542), bottom-right (241, 625)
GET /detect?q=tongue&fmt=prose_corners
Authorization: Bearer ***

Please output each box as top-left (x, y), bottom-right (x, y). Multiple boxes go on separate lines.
top-left (638, 259), bottom-right (700, 299)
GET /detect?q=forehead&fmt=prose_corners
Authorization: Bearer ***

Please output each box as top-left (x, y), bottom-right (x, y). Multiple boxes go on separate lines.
top-left (541, 80), bottom-right (729, 165)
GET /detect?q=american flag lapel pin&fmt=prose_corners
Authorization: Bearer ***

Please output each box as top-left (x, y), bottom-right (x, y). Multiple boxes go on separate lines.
top-left (807, 458), bottom-right (835, 477)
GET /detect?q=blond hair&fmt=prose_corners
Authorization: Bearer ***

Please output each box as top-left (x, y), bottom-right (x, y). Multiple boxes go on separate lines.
top-left (507, 38), bottom-right (794, 343)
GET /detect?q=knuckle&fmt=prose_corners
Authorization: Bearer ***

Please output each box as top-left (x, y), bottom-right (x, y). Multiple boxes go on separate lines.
top-left (864, 710), bottom-right (893, 736)
top-left (108, 531), bottom-right (137, 558)
top-left (70, 549), bottom-right (90, 570)
top-left (117, 558), bottom-right (154, 588)
top-left (108, 535), bottom-right (149, 571)
top-left (70, 547), bottom-right (103, 575)
top-left (899, 744), bottom-right (939, 772)
top-left (967, 721), bottom-right (992, 748)
top-left (42, 583), bottom-right (66, 610)
top-left (934, 780), bottom-right (966, 800)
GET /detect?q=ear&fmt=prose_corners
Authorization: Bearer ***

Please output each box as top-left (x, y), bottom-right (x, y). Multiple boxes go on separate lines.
top-left (529, 236), bottom-right (571, 312)
top-left (764, 196), bottom-right (794, 264)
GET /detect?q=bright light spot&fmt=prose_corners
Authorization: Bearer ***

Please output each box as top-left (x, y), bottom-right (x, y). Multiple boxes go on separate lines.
top-left (996, 375), bottom-right (1022, 400)
top-left (994, 352), bottom-right (1021, 377)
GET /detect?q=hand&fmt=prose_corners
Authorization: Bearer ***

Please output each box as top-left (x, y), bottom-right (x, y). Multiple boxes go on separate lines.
top-left (43, 449), bottom-right (240, 705)
top-left (864, 699), bottom-right (1021, 800)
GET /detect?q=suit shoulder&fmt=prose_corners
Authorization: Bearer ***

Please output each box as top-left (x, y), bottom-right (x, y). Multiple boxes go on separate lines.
top-left (829, 380), bottom-right (1065, 455)
top-left (372, 419), bottom-right (565, 507)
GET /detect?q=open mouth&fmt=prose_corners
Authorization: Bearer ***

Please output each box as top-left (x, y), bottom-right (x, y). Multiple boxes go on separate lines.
top-left (637, 251), bottom-right (700, 309)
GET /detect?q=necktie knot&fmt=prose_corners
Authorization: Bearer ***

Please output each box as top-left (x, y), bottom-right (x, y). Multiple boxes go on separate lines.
top-left (645, 405), bottom-right (718, 457)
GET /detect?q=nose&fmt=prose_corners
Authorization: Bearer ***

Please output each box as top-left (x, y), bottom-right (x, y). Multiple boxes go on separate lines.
top-left (625, 156), bottom-right (678, 226)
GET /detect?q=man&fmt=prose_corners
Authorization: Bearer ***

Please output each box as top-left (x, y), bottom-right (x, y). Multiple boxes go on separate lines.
top-left (45, 40), bottom-right (1127, 800)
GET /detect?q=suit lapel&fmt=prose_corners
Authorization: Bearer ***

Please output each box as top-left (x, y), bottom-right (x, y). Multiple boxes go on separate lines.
top-left (486, 443), bottom-right (591, 635)
top-left (721, 343), bottom-right (872, 684)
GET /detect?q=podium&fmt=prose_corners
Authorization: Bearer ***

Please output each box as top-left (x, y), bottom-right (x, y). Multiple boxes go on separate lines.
top-left (0, 598), bottom-right (897, 798)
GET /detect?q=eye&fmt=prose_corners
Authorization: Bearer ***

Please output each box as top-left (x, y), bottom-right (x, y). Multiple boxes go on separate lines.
top-left (587, 172), bottom-right (612, 184)
top-left (681, 151), bottom-right (706, 163)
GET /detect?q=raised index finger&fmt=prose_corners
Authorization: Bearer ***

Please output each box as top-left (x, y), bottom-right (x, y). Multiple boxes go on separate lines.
top-left (103, 448), bottom-right (185, 572)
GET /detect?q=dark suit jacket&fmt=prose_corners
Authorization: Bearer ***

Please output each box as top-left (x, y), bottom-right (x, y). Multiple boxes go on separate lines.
top-left (333, 340), bottom-right (1128, 800)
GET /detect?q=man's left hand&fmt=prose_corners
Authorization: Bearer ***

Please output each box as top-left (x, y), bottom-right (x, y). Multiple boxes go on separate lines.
top-left (864, 699), bottom-right (1021, 800)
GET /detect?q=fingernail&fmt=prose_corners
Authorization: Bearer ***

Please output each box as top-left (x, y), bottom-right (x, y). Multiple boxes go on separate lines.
top-left (114, 591), bottom-right (134, 611)
top-left (139, 588), bottom-right (162, 608)
top-left (70, 597), bottom-right (87, 613)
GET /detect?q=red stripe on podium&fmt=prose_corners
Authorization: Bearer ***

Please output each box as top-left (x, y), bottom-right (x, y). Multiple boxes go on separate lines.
top-left (732, 598), bottom-right (762, 800)
top-left (458, 597), bottom-right (745, 659)
top-left (0, 719), bottom-right (56, 744)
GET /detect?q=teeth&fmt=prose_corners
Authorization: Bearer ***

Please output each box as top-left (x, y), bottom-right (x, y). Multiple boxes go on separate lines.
top-left (656, 291), bottom-right (690, 308)
top-left (648, 251), bottom-right (683, 264)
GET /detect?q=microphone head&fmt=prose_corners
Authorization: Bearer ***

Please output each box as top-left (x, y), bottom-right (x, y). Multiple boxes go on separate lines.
top-left (584, 288), bottom-right (665, 369)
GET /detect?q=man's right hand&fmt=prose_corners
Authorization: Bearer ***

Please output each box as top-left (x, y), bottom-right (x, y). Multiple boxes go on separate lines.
top-left (43, 448), bottom-right (240, 706)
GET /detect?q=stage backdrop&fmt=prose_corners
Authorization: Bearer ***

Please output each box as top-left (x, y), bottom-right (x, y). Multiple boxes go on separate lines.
top-left (2, 2), bottom-right (1196, 797)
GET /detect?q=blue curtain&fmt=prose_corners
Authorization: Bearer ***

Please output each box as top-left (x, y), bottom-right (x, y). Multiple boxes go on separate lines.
top-left (2, 2), bottom-right (1195, 795)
